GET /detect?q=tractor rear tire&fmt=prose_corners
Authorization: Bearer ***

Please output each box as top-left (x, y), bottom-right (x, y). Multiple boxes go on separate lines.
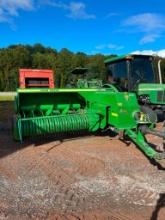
top-left (155, 109), bottom-right (165, 122)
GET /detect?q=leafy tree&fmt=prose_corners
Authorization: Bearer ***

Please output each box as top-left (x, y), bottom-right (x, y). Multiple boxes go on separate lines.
top-left (0, 43), bottom-right (119, 91)
top-left (32, 52), bottom-right (56, 69)
top-left (72, 52), bottom-right (88, 68)
top-left (0, 46), bottom-right (30, 90)
top-left (87, 54), bottom-right (106, 81)
top-left (55, 48), bottom-right (74, 87)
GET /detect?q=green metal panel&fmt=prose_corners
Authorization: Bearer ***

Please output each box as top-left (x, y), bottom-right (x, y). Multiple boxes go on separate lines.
top-left (138, 83), bottom-right (165, 104)
top-left (79, 91), bottom-right (139, 129)
top-left (105, 55), bottom-right (129, 64)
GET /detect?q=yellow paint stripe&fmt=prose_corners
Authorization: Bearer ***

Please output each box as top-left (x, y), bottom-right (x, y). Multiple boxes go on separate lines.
top-left (111, 112), bottom-right (118, 117)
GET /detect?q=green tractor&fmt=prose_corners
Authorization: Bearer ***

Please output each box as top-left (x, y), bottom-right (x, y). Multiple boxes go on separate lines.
top-left (104, 54), bottom-right (165, 121)
top-left (66, 67), bottom-right (103, 89)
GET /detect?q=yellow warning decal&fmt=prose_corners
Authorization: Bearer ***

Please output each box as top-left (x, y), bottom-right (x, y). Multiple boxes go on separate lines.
top-left (111, 112), bottom-right (118, 117)
top-left (140, 112), bottom-right (146, 121)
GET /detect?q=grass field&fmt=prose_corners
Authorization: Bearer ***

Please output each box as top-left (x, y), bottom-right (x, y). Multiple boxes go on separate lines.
top-left (0, 96), bottom-right (14, 101)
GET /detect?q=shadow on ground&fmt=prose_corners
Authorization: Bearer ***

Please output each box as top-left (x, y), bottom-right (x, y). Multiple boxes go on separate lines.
top-left (0, 100), bottom-right (165, 173)
top-left (151, 193), bottom-right (165, 220)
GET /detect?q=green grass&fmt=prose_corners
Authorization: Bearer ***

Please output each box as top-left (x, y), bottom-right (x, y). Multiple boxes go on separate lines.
top-left (0, 96), bottom-right (14, 101)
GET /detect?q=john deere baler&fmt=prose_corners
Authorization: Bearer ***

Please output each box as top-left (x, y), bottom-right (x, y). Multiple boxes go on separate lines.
top-left (13, 88), bottom-right (165, 161)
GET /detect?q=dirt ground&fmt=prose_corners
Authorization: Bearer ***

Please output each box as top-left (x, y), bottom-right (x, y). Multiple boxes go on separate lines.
top-left (0, 101), bottom-right (165, 220)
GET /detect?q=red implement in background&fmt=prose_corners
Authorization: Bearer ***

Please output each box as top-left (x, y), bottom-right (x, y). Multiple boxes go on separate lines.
top-left (19, 69), bottom-right (55, 88)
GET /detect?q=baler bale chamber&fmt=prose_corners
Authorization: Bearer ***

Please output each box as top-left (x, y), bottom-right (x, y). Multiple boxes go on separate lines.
top-left (13, 88), bottom-right (165, 161)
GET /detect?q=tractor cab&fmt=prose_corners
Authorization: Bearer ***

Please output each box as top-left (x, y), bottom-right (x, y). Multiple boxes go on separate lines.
top-left (105, 55), bottom-right (157, 91)
top-left (105, 54), bottom-right (165, 120)
top-left (67, 67), bottom-right (102, 89)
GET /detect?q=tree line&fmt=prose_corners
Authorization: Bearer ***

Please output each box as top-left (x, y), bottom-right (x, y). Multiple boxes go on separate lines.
top-left (0, 44), bottom-right (115, 91)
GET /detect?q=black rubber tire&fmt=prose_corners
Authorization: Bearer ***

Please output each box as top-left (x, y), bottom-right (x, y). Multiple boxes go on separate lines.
top-left (155, 109), bottom-right (165, 122)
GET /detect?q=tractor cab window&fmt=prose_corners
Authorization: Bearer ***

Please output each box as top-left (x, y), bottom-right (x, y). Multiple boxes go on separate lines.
top-left (106, 60), bottom-right (128, 91)
top-left (130, 57), bottom-right (154, 90)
